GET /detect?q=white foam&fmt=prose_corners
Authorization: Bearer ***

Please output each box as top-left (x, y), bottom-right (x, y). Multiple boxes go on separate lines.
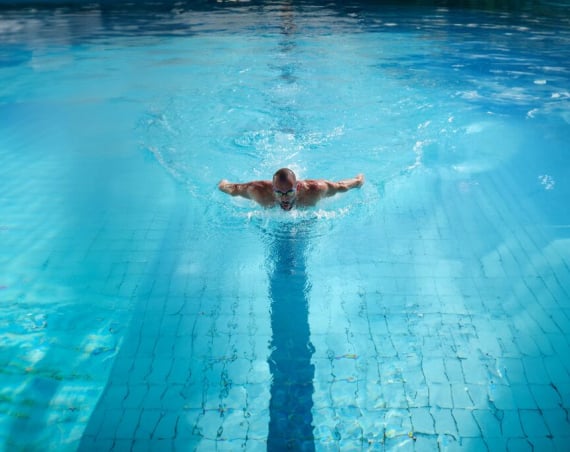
top-left (243, 205), bottom-right (350, 223)
top-left (538, 174), bottom-right (555, 190)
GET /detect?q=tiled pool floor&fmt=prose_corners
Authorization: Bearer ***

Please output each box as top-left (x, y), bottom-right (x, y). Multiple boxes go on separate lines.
top-left (2, 90), bottom-right (569, 452)
top-left (73, 166), bottom-right (570, 451)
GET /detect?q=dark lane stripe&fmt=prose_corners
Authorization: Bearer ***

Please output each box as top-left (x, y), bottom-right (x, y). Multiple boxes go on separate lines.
top-left (267, 223), bottom-right (315, 451)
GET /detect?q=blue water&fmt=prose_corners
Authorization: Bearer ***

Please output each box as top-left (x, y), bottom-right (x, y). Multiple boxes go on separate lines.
top-left (1, 1), bottom-right (570, 450)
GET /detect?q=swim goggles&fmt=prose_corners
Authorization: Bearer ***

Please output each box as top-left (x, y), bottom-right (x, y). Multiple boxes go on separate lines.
top-left (273, 188), bottom-right (296, 197)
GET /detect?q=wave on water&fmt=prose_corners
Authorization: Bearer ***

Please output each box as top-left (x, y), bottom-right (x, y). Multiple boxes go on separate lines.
top-left (243, 205), bottom-right (352, 239)
top-left (245, 205), bottom-right (352, 223)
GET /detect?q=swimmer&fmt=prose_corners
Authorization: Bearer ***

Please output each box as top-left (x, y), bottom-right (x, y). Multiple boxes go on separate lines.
top-left (218, 168), bottom-right (364, 211)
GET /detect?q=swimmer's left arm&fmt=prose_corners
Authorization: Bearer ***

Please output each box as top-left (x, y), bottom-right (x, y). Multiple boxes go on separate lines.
top-left (322, 174), bottom-right (365, 197)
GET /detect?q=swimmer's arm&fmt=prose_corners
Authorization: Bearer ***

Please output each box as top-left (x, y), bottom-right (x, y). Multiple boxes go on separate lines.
top-left (218, 180), bottom-right (250, 197)
top-left (218, 180), bottom-right (274, 206)
top-left (321, 174), bottom-right (365, 197)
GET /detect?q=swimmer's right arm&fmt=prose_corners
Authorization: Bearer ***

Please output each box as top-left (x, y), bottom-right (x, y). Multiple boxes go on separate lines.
top-left (218, 180), bottom-right (274, 206)
top-left (218, 180), bottom-right (250, 198)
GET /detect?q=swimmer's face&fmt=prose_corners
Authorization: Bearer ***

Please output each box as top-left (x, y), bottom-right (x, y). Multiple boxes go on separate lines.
top-left (273, 180), bottom-right (297, 211)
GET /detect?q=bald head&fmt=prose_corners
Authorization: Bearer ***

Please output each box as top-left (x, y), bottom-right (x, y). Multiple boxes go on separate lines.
top-left (272, 168), bottom-right (296, 186)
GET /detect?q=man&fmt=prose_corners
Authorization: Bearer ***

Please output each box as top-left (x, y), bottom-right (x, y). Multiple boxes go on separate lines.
top-left (218, 168), bottom-right (365, 211)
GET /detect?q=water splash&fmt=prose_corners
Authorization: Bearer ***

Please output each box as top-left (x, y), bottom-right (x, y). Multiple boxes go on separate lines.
top-left (538, 174), bottom-right (556, 190)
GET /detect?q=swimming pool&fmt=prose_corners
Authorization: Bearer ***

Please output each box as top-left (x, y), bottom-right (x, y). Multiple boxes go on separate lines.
top-left (1, 0), bottom-right (569, 450)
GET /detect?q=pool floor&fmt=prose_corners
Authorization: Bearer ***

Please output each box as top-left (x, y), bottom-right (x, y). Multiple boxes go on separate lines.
top-left (72, 165), bottom-right (570, 451)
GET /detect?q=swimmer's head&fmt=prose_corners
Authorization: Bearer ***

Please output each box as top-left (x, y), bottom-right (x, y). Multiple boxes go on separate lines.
top-left (272, 168), bottom-right (297, 211)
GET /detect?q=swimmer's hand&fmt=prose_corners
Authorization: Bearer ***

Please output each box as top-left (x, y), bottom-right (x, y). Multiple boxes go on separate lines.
top-left (355, 174), bottom-right (365, 187)
top-left (218, 179), bottom-right (233, 194)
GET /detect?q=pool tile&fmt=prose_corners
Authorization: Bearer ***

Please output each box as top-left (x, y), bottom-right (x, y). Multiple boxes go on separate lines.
top-left (477, 332), bottom-right (503, 357)
top-left (452, 409), bottom-right (480, 437)
top-left (544, 356), bottom-right (570, 383)
top-left (195, 409), bottom-right (225, 439)
top-left (135, 409), bottom-right (162, 439)
top-left (110, 438), bottom-right (135, 451)
top-left (505, 437), bottom-right (533, 451)
top-left (546, 334), bottom-right (570, 366)
top-left (472, 409), bottom-right (502, 438)
top-left (149, 356), bottom-right (175, 383)
top-left (429, 383), bottom-right (453, 409)
top-left (409, 407), bottom-right (435, 434)
top-left (122, 385), bottom-right (148, 410)
top-left (501, 357), bottom-right (526, 384)
top-left (499, 409), bottom-right (524, 438)
top-left (430, 407), bottom-right (458, 439)
top-left (99, 385), bottom-right (128, 407)
top-left (208, 438), bottom-right (249, 451)
top-left (456, 383), bottom-right (486, 409)
top-left (90, 408), bottom-right (123, 440)
top-left (422, 358), bottom-right (447, 384)
top-left (383, 435), bottom-right (415, 450)
top-left (541, 409), bottom-right (570, 440)
top-left (511, 384), bottom-right (539, 410)
top-left (405, 386), bottom-right (430, 410)
top-left (174, 409), bottom-right (203, 440)
top-left (444, 358), bottom-right (465, 384)
top-left (450, 384), bottom-right (472, 408)
top-left (519, 409), bottom-right (551, 437)
top-left (461, 357), bottom-right (489, 385)
top-left (459, 437), bottom-right (490, 450)
top-left (132, 438), bottom-right (174, 451)
top-left (526, 436), bottom-right (557, 451)
top-left (413, 435), bottom-right (440, 451)
top-left (115, 408), bottom-right (142, 440)
top-left (78, 436), bottom-right (115, 451)
top-left (529, 384), bottom-right (563, 410)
